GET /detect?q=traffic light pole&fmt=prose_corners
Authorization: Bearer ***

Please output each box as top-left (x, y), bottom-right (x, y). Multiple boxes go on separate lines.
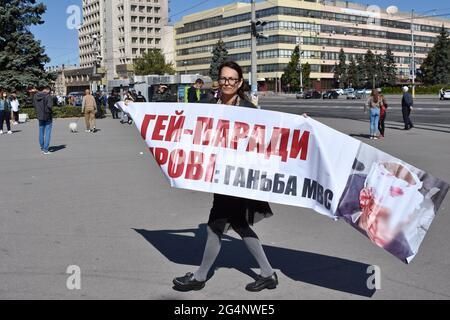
top-left (411, 9), bottom-right (416, 98)
top-left (251, 0), bottom-right (258, 96)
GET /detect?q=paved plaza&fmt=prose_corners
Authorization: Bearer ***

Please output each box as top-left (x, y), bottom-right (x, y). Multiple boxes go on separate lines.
top-left (0, 106), bottom-right (449, 300)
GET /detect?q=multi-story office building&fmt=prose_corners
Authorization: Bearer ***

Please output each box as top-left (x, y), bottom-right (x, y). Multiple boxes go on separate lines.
top-left (174, 0), bottom-right (450, 90)
top-left (78, 0), bottom-right (173, 85)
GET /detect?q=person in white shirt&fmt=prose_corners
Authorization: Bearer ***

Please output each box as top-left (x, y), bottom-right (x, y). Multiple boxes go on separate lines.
top-left (10, 93), bottom-right (20, 125)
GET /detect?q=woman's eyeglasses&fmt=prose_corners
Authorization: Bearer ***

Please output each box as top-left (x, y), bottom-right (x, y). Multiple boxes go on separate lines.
top-left (218, 77), bottom-right (240, 86)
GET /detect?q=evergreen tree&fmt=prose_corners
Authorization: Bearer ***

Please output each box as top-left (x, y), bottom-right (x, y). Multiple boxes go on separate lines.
top-left (347, 57), bottom-right (358, 88)
top-left (209, 40), bottom-right (228, 80)
top-left (432, 26), bottom-right (449, 84)
top-left (302, 62), bottom-right (311, 89)
top-left (355, 55), bottom-right (365, 88)
top-left (375, 54), bottom-right (385, 87)
top-left (419, 26), bottom-right (450, 85)
top-left (384, 48), bottom-right (397, 86)
top-left (419, 51), bottom-right (435, 85)
top-left (334, 49), bottom-right (348, 88)
top-left (364, 50), bottom-right (376, 88)
top-left (281, 45), bottom-right (301, 92)
top-left (133, 49), bottom-right (175, 75)
top-left (0, 0), bottom-right (52, 92)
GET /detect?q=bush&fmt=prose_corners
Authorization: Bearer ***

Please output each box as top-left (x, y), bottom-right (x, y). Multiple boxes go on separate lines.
top-left (19, 106), bottom-right (83, 119)
top-left (381, 85), bottom-right (446, 95)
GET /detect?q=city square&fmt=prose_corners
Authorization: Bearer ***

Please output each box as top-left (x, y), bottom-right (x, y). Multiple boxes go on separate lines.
top-left (1, 0), bottom-right (450, 303)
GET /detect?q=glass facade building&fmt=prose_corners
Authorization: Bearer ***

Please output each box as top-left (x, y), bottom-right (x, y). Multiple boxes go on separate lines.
top-left (174, 0), bottom-right (450, 90)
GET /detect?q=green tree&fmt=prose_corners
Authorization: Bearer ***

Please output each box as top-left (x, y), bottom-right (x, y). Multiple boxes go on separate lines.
top-left (133, 49), bottom-right (175, 75)
top-left (355, 55), bottom-right (365, 88)
top-left (433, 26), bottom-right (450, 84)
top-left (209, 40), bottom-right (228, 80)
top-left (0, 0), bottom-right (52, 92)
top-left (419, 50), bottom-right (435, 85)
top-left (347, 56), bottom-right (358, 88)
top-left (374, 54), bottom-right (385, 88)
top-left (281, 45), bottom-right (301, 92)
top-left (364, 50), bottom-right (376, 88)
top-left (420, 25), bottom-right (450, 85)
top-left (302, 62), bottom-right (311, 89)
top-left (384, 48), bottom-right (397, 86)
top-left (334, 49), bottom-right (348, 88)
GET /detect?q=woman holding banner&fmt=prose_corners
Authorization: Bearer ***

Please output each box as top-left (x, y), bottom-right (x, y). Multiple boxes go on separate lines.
top-left (173, 61), bottom-right (278, 292)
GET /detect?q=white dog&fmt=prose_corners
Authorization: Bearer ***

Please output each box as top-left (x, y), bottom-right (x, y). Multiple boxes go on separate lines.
top-left (69, 122), bottom-right (78, 133)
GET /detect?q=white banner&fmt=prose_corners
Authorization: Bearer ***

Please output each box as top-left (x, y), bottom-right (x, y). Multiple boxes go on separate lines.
top-left (120, 102), bottom-right (449, 264)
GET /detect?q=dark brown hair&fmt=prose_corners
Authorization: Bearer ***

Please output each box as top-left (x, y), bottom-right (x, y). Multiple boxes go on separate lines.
top-left (371, 89), bottom-right (379, 104)
top-left (218, 60), bottom-right (247, 101)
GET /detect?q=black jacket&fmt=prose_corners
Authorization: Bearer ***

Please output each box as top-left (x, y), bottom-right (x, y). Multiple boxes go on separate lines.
top-left (136, 94), bottom-right (147, 102)
top-left (108, 95), bottom-right (119, 109)
top-left (187, 86), bottom-right (200, 103)
top-left (33, 92), bottom-right (53, 121)
top-left (402, 93), bottom-right (413, 108)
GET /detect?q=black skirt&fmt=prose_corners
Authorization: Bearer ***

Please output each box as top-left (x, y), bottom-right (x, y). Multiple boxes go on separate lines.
top-left (208, 194), bottom-right (273, 234)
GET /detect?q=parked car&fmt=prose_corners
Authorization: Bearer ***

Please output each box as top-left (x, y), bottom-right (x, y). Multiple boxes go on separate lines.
top-left (440, 90), bottom-right (450, 100)
top-left (343, 88), bottom-right (355, 95)
top-left (356, 88), bottom-right (372, 95)
top-left (296, 91), bottom-right (304, 99)
top-left (323, 90), bottom-right (339, 99)
top-left (67, 92), bottom-right (84, 107)
top-left (346, 92), bottom-right (363, 100)
top-left (335, 88), bottom-right (345, 95)
top-left (303, 90), bottom-right (322, 99)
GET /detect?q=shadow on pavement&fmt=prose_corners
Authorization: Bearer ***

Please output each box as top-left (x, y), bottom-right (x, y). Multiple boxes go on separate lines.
top-left (134, 224), bottom-right (376, 297)
top-left (349, 133), bottom-right (372, 139)
top-left (49, 145), bottom-right (67, 153)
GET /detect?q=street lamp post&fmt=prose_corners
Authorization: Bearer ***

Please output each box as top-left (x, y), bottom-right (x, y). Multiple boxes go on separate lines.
top-left (250, 0), bottom-right (268, 105)
top-left (298, 36), bottom-right (303, 92)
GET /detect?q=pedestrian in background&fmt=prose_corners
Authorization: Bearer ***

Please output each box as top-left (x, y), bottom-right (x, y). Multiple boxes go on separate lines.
top-left (10, 93), bottom-right (20, 125)
top-left (135, 91), bottom-right (147, 102)
top-left (108, 91), bottom-right (120, 119)
top-left (187, 78), bottom-right (204, 103)
top-left (32, 86), bottom-right (53, 154)
top-left (82, 89), bottom-right (98, 133)
top-left (200, 81), bottom-right (220, 104)
top-left (152, 85), bottom-right (171, 102)
top-left (364, 89), bottom-right (382, 140)
top-left (402, 86), bottom-right (414, 130)
top-left (378, 89), bottom-right (388, 138)
top-left (0, 91), bottom-right (13, 135)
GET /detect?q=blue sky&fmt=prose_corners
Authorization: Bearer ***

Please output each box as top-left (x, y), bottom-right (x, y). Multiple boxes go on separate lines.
top-left (30, 0), bottom-right (449, 67)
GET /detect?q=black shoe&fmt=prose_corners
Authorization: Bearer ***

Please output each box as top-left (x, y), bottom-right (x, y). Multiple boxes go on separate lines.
top-left (245, 272), bottom-right (278, 292)
top-left (173, 272), bottom-right (206, 292)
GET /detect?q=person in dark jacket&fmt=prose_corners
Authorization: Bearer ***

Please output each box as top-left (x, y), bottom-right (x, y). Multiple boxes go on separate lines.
top-left (401, 86), bottom-right (414, 130)
top-left (173, 61), bottom-right (277, 293)
top-left (108, 91), bottom-right (120, 119)
top-left (152, 85), bottom-right (172, 102)
top-left (33, 86), bottom-right (54, 154)
top-left (200, 81), bottom-right (220, 104)
top-left (135, 91), bottom-right (147, 102)
top-left (187, 78), bottom-right (204, 103)
top-left (0, 91), bottom-right (13, 134)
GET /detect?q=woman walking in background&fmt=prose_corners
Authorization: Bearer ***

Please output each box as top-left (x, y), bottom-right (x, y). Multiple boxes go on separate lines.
top-left (0, 91), bottom-right (13, 135)
top-left (378, 90), bottom-right (388, 138)
top-left (173, 61), bottom-right (278, 292)
top-left (10, 93), bottom-right (20, 125)
top-left (364, 89), bottom-right (382, 140)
